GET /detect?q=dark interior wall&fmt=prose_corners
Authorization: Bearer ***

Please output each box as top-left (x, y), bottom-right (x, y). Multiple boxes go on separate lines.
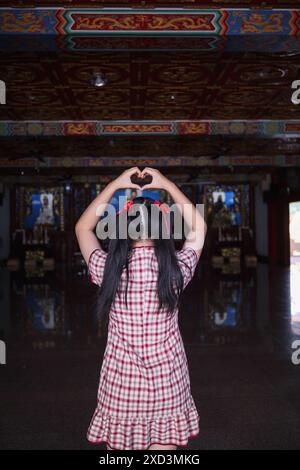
top-left (254, 183), bottom-right (268, 258)
top-left (0, 186), bottom-right (10, 260)
top-left (4, 171), bottom-right (300, 266)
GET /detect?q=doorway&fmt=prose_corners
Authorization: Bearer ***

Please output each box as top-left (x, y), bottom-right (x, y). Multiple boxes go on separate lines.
top-left (289, 202), bottom-right (300, 334)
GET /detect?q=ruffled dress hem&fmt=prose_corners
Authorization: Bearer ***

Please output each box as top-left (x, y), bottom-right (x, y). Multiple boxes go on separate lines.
top-left (86, 405), bottom-right (200, 450)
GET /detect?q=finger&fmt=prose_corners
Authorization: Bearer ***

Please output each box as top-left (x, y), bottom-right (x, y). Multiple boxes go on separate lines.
top-left (140, 184), bottom-right (153, 191)
top-left (130, 184), bottom-right (142, 190)
top-left (128, 166), bottom-right (140, 176)
top-left (128, 168), bottom-right (142, 181)
top-left (141, 168), bottom-right (154, 177)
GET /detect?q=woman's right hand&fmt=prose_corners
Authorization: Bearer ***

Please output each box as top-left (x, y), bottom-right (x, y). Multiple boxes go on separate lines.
top-left (140, 167), bottom-right (171, 190)
top-left (113, 167), bottom-right (142, 190)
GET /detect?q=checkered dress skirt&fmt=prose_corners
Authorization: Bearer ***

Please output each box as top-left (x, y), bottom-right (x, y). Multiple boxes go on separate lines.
top-left (86, 246), bottom-right (200, 450)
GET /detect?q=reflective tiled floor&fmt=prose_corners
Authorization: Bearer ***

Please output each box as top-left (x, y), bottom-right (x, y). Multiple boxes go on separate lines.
top-left (0, 261), bottom-right (300, 449)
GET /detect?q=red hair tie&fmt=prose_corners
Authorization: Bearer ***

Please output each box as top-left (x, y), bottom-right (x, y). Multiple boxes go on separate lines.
top-left (153, 200), bottom-right (170, 234)
top-left (117, 199), bottom-right (134, 215)
top-left (117, 198), bottom-right (170, 234)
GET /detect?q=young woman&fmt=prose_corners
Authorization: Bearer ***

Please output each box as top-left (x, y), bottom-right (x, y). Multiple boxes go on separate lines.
top-left (75, 167), bottom-right (207, 451)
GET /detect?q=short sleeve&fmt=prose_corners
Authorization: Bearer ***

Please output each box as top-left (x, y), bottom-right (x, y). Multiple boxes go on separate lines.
top-left (88, 248), bottom-right (108, 286)
top-left (176, 246), bottom-right (199, 289)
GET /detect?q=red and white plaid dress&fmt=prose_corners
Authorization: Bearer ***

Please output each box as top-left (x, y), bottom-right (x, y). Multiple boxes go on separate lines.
top-left (86, 245), bottom-right (200, 450)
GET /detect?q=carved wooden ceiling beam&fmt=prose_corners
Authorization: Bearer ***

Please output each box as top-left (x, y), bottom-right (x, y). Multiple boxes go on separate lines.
top-left (0, 155), bottom-right (298, 168)
top-left (0, 120), bottom-right (299, 137)
top-left (1, 1), bottom-right (299, 8)
top-left (0, 8), bottom-right (299, 36)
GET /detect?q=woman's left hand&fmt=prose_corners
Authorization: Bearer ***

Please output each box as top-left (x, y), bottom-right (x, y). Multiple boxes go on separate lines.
top-left (113, 167), bottom-right (142, 190)
top-left (140, 167), bottom-right (171, 190)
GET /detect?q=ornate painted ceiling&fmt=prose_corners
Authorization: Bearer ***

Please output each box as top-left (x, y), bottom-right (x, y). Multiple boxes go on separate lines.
top-left (1, 135), bottom-right (300, 159)
top-left (0, 50), bottom-right (299, 121)
top-left (0, 5), bottom-right (299, 174)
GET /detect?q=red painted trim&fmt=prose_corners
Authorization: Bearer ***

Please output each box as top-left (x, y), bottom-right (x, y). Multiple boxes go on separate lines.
top-left (55, 9), bottom-right (66, 35)
top-left (290, 10), bottom-right (300, 35)
top-left (219, 9), bottom-right (229, 35)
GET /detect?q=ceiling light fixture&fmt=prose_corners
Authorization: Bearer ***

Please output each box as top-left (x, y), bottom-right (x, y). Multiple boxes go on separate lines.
top-left (257, 67), bottom-right (287, 79)
top-left (91, 72), bottom-right (107, 88)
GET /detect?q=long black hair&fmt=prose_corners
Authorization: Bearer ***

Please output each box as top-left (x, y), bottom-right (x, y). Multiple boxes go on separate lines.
top-left (97, 196), bottom-right (184, 326)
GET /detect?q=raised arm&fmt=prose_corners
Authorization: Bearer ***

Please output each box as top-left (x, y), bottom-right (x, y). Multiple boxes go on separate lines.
top-left (141, 167), bottom-right (207, 255)
top-left (75, 167), bottom-right (142, 264)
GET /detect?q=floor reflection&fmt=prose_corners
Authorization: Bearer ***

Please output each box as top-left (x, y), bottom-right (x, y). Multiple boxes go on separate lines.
top-left (1, 261), bottom-right (300, 450)
top-left (1, 260), bottom-right (299, 352)
top-left (3, 265), bottom-right (99, 351)
top-left (203, 278), bottom-right (254, 344)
